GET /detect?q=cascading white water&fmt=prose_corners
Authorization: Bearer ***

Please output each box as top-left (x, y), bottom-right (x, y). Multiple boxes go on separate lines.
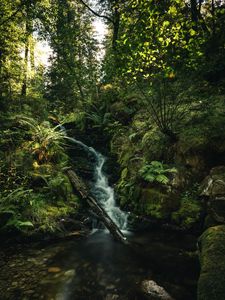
top-left (92, 152), bottom-right (128, 230)
top-left (68, 137), bottom-right (128, 230)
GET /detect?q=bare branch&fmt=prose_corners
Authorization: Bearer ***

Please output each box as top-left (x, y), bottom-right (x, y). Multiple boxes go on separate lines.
top-left (78, 0), bottom-right (114, 24)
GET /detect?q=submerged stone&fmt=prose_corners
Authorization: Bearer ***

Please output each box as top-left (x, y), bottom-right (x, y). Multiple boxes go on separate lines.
top-left (141, 280), bottom-right (174, 299)
top-left (48, 267), bottom-right (61, 273)
top-left (64, 269), bottom-right (76, 277)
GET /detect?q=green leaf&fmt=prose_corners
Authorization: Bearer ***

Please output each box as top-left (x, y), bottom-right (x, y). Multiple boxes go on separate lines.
top-left (17, 221), bottom-right (34, 228)
top-left (163, 20), bottom-right (170, 27)
top-left (156, 174), bottom-right (169, 184)
top-left (189, 29), bottom-right (196, 36)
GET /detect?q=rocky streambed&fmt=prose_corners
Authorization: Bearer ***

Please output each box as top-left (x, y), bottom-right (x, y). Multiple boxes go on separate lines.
top-left (0, 230), bottom-right (199, 300)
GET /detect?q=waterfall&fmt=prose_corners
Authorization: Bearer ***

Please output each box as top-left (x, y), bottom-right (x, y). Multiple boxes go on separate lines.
top-left (67, 137), bottom-right (128, 230)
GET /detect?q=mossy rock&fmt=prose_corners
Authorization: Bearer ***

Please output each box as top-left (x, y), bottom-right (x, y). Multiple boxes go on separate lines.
top-left (140, 188), bottom-right (179, 220)
top-left (198, 225), bottom-right (225, 300)
top-left (141, 128), bottom-right (169, 162)
top-left (172, 197), bottom-right (202, 229)
top-left (200, 166), bottom-right (225, 197)
top-left (200, 166), bottom-right (225, 220)
top-left (178, 126), bottom-right (208, 154)
top-left (110, 101), bottom-right (133, 124)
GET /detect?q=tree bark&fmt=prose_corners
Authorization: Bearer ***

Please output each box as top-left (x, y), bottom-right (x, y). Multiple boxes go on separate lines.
top-left (112, 6), bottom-right (120, 50)
top-left (21, 2), bottom-right (32, 96)
top-left (66, 168), bottom-right (128, 244)
top-left (21, 41), bottom-right (29, 96)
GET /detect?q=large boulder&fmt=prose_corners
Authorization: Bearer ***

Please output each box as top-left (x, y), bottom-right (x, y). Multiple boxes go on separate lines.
top-left (200, 166), bottom-right (225, 223)
top-left (140, 188), bottom-right (180, 220)
top-left (200, 166), bottom-right (225, 197)
top-left (198, 225), bottom-right (225, 300)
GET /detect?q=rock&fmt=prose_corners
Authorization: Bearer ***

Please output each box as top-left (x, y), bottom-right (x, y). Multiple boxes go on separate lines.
top-left (64, 269), bottom-right (76, 277)
top-left (141, 280), bottom-right (174, 300)
top-left (24, 289), bottom-right (35, 295)
top-left (140, 188), bottom-right (179, 220)
top-left (200, 166), bottom-right (225, 222)
top-left (198, 225), bottom-right (225, 300)
top-left (105, 294), bottom-right (119, 300)
top-left (48, 267), bottom-right (61, 273)
top-left (56, 292), bottom-right (65, 300)
top-left (200, 166), bottom-right (225, 197)
top-left (106, 284), bottom-right (116, 290)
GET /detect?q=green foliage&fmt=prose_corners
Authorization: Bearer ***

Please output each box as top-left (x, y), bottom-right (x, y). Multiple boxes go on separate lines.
top-left (118, 0), bottom-right (205, 80)
top-left (141, 128), bottom-right (168, 161)
top-left (140, 188), bottom-right (179, 219)
top-left (172, 186), bottom-right (202, 229)
top-left (19, 117), bottom-right (68, 164)
top-left (198, 226), bottom-right (225, 300)
top-left (0, 115), bottom-right (80, 234)
top-left (139, 161), bottom-right (177, 184)
top-left (43, 0), bottom-right (99, 110)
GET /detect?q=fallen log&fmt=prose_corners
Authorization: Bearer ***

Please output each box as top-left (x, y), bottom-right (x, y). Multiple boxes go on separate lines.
top-left (66, 168), bottom-right (128, 244)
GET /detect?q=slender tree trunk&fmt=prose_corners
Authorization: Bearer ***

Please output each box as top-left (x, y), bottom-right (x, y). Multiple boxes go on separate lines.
top-left (112, 6), bottom-right (120, 50)
top-left (21, 40), bottom-right (29, 96)
top-left (21, 3), bottom-right (32, 96)
top-left (30, 37), bottom-right (35, 70)
top-left (190, 0), bottom-right (198, 23)
top-left (211, 0), bottom-right (215, 36)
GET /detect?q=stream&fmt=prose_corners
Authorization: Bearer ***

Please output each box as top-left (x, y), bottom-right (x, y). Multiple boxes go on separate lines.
top-left (68, 137), bottom-right (128, 231)
top-left (0, 141), bottom-right (199, 300)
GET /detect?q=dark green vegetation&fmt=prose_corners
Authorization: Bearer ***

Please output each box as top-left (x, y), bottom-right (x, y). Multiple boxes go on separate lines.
top-left (198, 226), bottom-right (225, 300)
top-left (0, 0), bottom-right (225, 298)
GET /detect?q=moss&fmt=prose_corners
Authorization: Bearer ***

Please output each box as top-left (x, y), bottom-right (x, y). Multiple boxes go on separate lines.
top-left (141, 188), bottom-right (179, 219)
top-left (141, 128), bottom-right (169, 161)
top-left (172, 197), bottom-right (202, 229)
top-left (178, 126), bottom-right (208, 154)
top-left (198, 225), bottom-right (225, 300)
top-left (110, 101), bottom-right (133, 124)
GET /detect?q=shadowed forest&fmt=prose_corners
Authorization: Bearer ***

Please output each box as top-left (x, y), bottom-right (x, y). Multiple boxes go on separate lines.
top-left (0, 0), bottom-right (225, 299)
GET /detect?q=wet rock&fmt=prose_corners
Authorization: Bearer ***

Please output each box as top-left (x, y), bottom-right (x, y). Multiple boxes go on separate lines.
top-left (48, 267), bottom-right (61, 273)
top-left (24, 289), bottom-right (35, 295)
top-left (56, 292), bottom-right (66, 300)
top-left (200, 166), bottom-right (225, 223)
top-left (106, 284), bottom-right (116, 290)
top-left (105, 293), bottom-right (119, 300)
top-left (141, 280), bottom-right (174, 300)
top-left (64, 269), bottom-right (76, 277)
top-left (200, 166), bottom-right (225, 197)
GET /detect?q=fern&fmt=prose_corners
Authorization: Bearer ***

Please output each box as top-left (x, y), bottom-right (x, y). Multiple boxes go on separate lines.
top-left (18, 116), bottom-right (68, 164)
top-left (139, 161), bottom-right (177, 184)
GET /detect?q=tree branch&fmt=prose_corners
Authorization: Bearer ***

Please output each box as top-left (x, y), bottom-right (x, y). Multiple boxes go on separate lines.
top-left (78, 0), bottom-right (114, 24)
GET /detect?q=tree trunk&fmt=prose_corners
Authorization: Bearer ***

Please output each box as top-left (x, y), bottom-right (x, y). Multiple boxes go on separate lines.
top-left (21, 3), bottom-right (32, 96)
top-left (66, 168), bottom-right (128, 244)
top-left (211, 0), bottom-right (215, 36)
top-left (112, 7), bottom-right (120, 50)
top-left (190, 0), bottom-right (198, 23)
top-left (21, 41), bottom-right (28, 96)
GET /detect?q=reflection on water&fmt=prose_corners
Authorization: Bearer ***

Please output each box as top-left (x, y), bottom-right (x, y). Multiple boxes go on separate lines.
top-left (5, 230), bottom-right (198, 300)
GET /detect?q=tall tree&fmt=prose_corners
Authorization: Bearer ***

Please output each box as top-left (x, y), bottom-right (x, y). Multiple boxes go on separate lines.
top-left (38, 0), bottom-right (98, 111)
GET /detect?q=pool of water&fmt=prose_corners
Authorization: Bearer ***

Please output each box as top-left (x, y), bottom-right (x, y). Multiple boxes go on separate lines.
top-left (0, 229), bottom-right (199, 300)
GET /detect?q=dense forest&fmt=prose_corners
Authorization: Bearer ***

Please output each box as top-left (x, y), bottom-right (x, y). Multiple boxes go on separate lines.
top-left (0, 0), bottom-right (225, 299)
